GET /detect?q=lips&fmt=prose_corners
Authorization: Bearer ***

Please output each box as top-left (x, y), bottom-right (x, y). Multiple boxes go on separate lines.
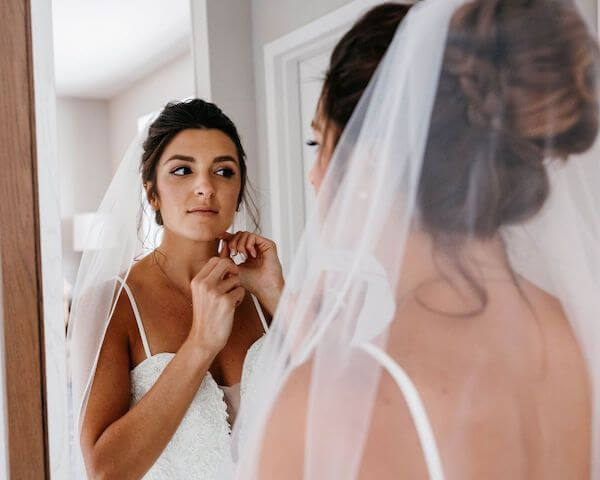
top-left (188, 208), bottom-right (218, 216)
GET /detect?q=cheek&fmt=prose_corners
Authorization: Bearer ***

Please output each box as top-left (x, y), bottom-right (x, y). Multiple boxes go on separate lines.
top-left (158, 179), bottom-right (185, 208)
top-left (218, 180), bottom-right (242, 215)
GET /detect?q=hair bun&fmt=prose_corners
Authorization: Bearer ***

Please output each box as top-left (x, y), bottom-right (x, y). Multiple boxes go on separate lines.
top-left (419, 0), bottom-right (600, 237)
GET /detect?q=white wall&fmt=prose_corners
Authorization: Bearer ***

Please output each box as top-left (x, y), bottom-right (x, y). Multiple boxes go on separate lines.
top-left (204, 0), bottom-right (259, 189)
top-left (56, 97), bottom-right (112, 284)
top-left (576, 0), bottom-right (597, 31)
top-left (250, 0), bottom-right (355, 235)
top-left (108, 51), bottom-right (195, 172)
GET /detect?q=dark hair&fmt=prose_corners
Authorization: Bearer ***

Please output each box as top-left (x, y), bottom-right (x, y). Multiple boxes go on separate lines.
top-left (321, 0), bottom-right (599, 313)
top-left (320, 3), bottom-right (412, 144)
top-left (140, 98), bottom-right (258, 230)
top-left (420, 0), bottom-right (599, 238)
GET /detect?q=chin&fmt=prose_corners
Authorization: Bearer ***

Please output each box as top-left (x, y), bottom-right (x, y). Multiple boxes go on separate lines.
top-left (187, 222), bottom-right (231, 242)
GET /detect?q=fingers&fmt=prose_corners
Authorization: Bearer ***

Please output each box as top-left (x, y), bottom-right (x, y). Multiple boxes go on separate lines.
top-left (235, 232), bottom-right (251, 259)
top-left (246, 234), bottom-right (258, 259)
top-left (197, 256), bottom-right (222, 278)
top-left (227, 286), bottom-right (246, 308)
top-left (206, 258), bottom-right (239, 284)
top-left (229, 232), bottom-right (249, 256)
top-left (218, 273), bottom-right (241, 294)
top-left (219, 239), bottom-right (230, 259)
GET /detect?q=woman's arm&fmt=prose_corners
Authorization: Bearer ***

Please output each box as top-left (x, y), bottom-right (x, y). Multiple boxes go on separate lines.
top-left (80, 293), bottom-right (215, 480)
top-left (81, 258), bottom-right (244, 480)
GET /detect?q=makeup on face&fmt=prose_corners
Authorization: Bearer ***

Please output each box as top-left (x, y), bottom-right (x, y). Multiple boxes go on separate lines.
top-left (155, 129), bottom-right (242, 239)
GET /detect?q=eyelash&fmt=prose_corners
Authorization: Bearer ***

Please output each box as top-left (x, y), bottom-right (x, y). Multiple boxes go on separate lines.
top-left (170, 166), bottom-right (236, 178)
top-left (215, 168), bottom-right (235, 178)
top-left (306, 139), bottom-right (319, 147)
top-left (171, 166), bottom-right (192, 176)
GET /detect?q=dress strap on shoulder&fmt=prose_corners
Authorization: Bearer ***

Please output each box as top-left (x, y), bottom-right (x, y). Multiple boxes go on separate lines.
top-left (114, 277), bottom-right (152, 359)
top-left (358, 342), bottom-right (445, 480)
top-left (251, 293), bottom-right (269, 333)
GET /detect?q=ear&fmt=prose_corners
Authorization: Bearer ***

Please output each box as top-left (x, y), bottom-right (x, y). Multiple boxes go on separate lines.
top-left (144, 182), bottom-right (159, 209)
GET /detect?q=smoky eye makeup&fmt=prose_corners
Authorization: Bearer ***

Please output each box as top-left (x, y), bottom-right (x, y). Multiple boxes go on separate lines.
top-left (171, 165), bottom-right (192, 176)
top-left (215, 166), bottom-right (236, 178)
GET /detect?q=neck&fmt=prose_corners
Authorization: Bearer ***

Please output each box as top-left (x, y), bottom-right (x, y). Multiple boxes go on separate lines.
top-left (394, 229), bottom-right (514, 306)
top-left (154, 228), bottom-right (220, 291)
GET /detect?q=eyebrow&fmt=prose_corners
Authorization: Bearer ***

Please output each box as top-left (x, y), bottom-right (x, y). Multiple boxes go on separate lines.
top-left (164, 154), bottom-right (239, 165)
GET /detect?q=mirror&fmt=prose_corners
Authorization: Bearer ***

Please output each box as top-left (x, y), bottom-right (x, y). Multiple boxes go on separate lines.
top-left (26, 0), bottom-right (598, 477)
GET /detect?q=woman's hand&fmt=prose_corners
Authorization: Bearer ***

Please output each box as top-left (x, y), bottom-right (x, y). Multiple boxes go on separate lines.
top-left (188, 257), bottom-right (245, 355)
top-left (219, 231), bottom-right (284, 316)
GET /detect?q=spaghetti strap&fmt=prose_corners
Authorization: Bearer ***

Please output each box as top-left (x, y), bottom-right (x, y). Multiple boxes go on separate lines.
top-left (358, 342), bottom-right (445, 480)
top-left (115, 277), bottom-right (152, 359)
top-left (251, 293), bottom-right (269, 333)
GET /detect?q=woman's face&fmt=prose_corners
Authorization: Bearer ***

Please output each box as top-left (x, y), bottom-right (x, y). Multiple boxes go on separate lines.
top-left (308, 112), bottom-right (337, 193)
top-left (148, 128), bottom-right (242, 241)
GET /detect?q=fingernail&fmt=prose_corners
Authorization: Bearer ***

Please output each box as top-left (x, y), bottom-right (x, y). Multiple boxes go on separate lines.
top-left (231, 249), bottom-right (237, 256)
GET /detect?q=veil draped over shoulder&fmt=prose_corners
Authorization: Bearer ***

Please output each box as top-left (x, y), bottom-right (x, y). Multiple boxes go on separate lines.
top-left (232, 0), bottom-right (600, 478)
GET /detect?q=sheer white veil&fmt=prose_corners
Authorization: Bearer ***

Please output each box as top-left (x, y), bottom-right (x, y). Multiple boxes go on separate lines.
top-left (232, 0), bottom-right (600, 478)
top-left (66, 120), bottom-right (161, 478)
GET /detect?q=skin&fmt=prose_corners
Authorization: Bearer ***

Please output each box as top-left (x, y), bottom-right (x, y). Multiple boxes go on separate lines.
top-left (252, 114), bottom-right (592, 478)
top-left (80, 128), bottom-right (279, 479)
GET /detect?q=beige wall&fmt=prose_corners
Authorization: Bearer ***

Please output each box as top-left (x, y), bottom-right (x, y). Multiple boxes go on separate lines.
top-left (576, 0), bottom-right (597, 31)
top-left (56, 97), bottom-right (112, 283)
top-left (108, 51), bottom-right (195, 173)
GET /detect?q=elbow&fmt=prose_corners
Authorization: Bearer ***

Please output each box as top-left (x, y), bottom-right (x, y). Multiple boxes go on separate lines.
top-left (84, 450), bottom-right (120, 480)
top-left (87, 464), bottom-right (121, 480)
top-left (85, 462), bottom-right (111, 480)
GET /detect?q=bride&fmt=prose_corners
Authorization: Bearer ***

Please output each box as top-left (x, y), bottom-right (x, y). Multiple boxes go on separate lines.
top-left (230, 0), bottom-right (600, 478)
top-left (67, 99), bottom-right (284, 479)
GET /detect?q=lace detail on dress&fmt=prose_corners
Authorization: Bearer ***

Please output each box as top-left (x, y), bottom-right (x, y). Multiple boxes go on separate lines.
top-left (130, 353), bottom-right (234, 479)
top-left (129, 336), bottom-right (265, 480)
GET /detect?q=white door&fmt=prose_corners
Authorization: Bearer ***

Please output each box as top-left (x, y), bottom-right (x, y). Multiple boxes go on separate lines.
top-left (264, 0), bottom-right (388, 272)
top-left (298, 51), bottom-right (331, 219)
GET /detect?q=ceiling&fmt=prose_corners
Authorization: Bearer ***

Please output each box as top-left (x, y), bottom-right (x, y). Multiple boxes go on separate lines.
top-left (52, 0), bottom-right (192, 99)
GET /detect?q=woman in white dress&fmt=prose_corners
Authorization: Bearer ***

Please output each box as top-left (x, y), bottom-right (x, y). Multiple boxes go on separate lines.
top-left (231, 1), bottom-right (600, 479)
top-left (68, 99), bottom-right (284, 479)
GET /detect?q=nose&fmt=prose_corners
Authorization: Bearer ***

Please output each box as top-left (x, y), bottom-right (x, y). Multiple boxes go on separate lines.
top-left (193, 174), bottom-right (216, 199)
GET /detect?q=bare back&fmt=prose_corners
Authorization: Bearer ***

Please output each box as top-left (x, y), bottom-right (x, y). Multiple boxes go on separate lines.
top-left (359, 277), bottom-right (591, 479)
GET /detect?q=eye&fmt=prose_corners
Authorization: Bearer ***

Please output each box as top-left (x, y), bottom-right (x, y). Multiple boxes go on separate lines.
top-left (306, 139), bottom-right (319, 148)
top-left (215, 167), bottom-right (236, 178)
top-left (171, 166), bottom-right (192, 176)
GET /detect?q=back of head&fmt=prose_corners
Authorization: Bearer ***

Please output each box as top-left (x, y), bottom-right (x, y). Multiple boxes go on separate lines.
top-left (420, 0), bottom-right (600, 238)
top-left (320, 3), bottom-right (413, 142)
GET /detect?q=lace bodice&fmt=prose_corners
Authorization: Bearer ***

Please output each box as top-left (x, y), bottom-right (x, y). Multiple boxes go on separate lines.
top-left (130, 337), bottom-right (264, 479)
top-left (116, 277), bottom-right (268, 479)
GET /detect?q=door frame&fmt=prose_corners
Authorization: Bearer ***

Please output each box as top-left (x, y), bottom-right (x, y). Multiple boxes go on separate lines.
top-left (264, 0), bottom-right (388, 272)
top-left (0, 0), bottom-right (49, 477)
top-left (0, 0), bottom-right (67, 477)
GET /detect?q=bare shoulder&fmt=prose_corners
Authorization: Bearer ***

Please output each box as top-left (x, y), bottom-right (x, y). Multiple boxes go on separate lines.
top-left (518, 278), bottom-right (591, 473)
top-left (79, 280), bottom-right (137, 454)
top-left (519, 278), bottom-right (587, 369)
top-left (258, 361), bottom-right (312, 480)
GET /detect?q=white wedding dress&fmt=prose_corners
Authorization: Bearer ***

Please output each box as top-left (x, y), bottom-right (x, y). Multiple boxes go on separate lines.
top-left (118, 278), bottom-right (267, 479)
